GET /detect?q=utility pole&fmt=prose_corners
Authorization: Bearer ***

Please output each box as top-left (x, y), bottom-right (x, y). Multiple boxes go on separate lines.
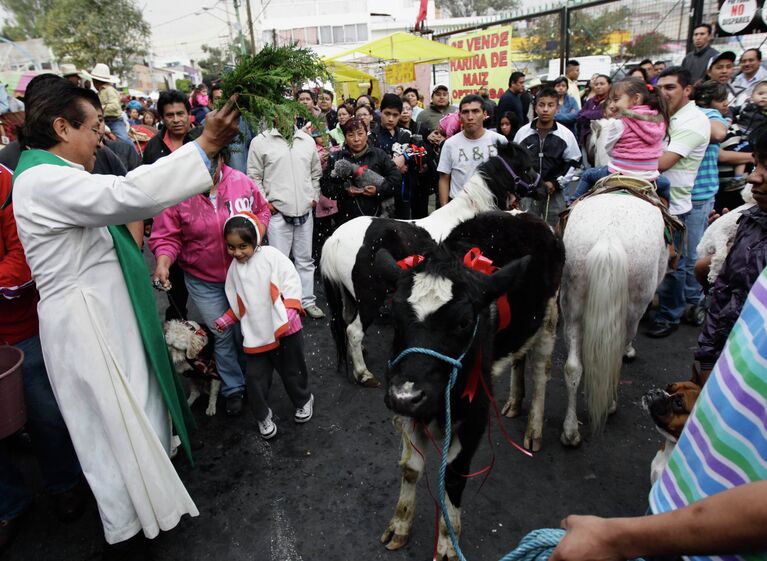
top-left (245, 0), bottom-right (256, 54)
top-left (232, 0), bottom-right (248, 56)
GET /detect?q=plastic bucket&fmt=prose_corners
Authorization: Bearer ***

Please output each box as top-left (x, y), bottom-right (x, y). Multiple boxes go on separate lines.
top-left (0, 345), bottom-right (26, 439)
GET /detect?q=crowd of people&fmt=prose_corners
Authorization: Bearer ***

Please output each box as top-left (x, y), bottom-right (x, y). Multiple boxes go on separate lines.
top-left (1, 27), bottom-right (766, 559)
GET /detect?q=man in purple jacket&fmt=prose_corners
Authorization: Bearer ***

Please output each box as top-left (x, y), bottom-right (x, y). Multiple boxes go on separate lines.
top-left (693, 126), bottom-right (767, 383)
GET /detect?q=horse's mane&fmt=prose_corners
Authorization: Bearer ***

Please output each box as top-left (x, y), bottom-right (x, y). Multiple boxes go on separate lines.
top-left (463, 142), bottom-right (536, 211)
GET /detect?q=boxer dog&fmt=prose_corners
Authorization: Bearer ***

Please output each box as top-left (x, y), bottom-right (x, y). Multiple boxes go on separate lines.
top-left (642, 381), bottom-right (701, 484)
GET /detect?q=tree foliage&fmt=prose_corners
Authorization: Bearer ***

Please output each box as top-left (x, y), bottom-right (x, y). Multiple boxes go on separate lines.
top-left (523, 7), bottom-right (632, 63)
top-left (175, 78), bottom-right (193, 94)
top-left (42, 0), bottom-right (150, 79)
top-left (0, 0), bottom-right (53, 40)
top-left (436, 0), bottom-right (519, 17)
top-left (623, 32), bottom-right (671, 60)
top-left (198, 44), bottom-right (235, 83)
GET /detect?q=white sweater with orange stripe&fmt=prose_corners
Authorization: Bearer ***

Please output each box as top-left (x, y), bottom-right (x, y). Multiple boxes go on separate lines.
top-left (223, 245), bottom-right (304, 353)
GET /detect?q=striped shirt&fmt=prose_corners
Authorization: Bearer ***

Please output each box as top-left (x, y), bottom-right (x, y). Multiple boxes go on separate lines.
top-left (661, 101), bottom-right (710, 215)
top-left (692, 108), bottom-right (727, 202)
top-left (649, 266), bottom-right (767, 561)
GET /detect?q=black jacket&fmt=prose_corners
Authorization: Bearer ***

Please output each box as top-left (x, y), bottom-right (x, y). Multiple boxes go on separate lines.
top-left (320, 146), bottom-right (401, 222)
top-left (142, 130), bottom-right (196, 165)
top-left (514, 119), bottom-right (581, 196)
top-left (497, 90), bottom-right (524, 128)
top-left (695, 207), bottom-right (767, 367)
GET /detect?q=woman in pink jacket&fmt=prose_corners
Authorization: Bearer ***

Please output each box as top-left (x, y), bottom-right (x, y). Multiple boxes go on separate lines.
top-left (149, 151), bottom-right (270, 415)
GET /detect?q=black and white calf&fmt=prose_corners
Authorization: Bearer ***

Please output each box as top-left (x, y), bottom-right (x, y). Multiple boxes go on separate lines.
top-left (321, 142), bottom-right (538, 387)
top-left (375, 211), bottom-right (565, 560)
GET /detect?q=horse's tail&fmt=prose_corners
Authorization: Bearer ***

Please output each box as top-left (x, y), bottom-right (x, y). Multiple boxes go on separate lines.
top-left (582, 236), bottom-right (628, 432)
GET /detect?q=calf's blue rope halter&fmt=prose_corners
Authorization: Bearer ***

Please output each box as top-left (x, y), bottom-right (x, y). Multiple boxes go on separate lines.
top-left (387, 321), bottom-right (479, 561)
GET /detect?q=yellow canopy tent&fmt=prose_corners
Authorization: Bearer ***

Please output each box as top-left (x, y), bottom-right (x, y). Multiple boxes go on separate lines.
top-left (323, 59), bottom-right (381, 100)
top-left (327, 31), bottom-right (471, 64)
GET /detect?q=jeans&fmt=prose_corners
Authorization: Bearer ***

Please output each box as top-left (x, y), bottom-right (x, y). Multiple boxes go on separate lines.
top-left (267, 212), bottom-right (316, 308)
top-left (0, 335), bottom-right (81, 520)
top-left (184, 273), bottom-right (246, 397)
top-left (684, 198), bottom-right (715, 306)
top-left (520, 190), bottom-right (565, 227)
top-left (656, 211), bottom-right (691, 324)
top-left (573, 167), bottom-right (671, 202)
top-left (105, 117), bottom-right (133, 147)
top-left (573, 166), bottom-right (609, 200)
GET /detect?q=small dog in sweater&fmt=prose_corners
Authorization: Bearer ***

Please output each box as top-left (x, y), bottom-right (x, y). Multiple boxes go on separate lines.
top-left (164, 319), bottom-right (221, 416)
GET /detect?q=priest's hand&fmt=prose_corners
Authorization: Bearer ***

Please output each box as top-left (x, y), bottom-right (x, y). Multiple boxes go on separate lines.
top-left (197, 94), bottom-right (241, 159)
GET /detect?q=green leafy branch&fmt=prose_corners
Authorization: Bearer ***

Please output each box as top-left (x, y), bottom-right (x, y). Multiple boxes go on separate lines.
top-left (219, 44), bottom-right (332, 141)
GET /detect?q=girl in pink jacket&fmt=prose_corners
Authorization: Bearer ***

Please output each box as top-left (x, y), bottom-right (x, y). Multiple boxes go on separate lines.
top-left (573, 77), bottom-right (670, 201)
top-left (149, 152), bottom-right (270, 416)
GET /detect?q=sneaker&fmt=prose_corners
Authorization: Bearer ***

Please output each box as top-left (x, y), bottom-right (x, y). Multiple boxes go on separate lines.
top-left (258, 409), bottom-right (277, 440)
top-left (294, 394), bottom-right (314, 423)
top-left (304, 305), bottom-right (325, 319)
top-left (225, 393), bottom-right (244, 417)
top-left (683, 303), bottom-right (706, 327)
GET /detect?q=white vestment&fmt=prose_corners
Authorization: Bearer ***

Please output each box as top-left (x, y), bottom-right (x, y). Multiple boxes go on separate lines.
top-left (12, 143), bottom-right (210, 543)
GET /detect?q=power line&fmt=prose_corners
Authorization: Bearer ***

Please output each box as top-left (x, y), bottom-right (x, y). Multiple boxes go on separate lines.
top-left (151, 0), bottom-right (223, 28)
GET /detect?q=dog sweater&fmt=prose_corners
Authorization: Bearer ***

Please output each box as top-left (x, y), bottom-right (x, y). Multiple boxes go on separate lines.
top-left (223, 246), bottom-right (304, 353)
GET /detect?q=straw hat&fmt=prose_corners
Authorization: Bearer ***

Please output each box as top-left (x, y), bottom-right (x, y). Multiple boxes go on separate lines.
top-left (526, 78), bottom-right (542, 90)
top-left (60, 63), bottom-right (80, 77)
top-left (89, 63), bottom-right (117, 83)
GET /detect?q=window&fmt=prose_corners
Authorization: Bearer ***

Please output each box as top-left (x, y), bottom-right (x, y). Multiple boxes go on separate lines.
top-left (343, 24), bottom-right (357, 42)
top-left (332, 25), bottom-right (344, 43)
top-left (292, 27), bottom-right (306, 46)
top-left (305, 26), bottom-right (318, 45)
top-left (320, 26), bottom-right (332, 44)
top-left (356, 24), bottom-right (368, 41)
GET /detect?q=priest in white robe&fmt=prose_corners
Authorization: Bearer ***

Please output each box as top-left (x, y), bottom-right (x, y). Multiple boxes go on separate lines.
top-left (9, 78), bottom-right (241, 546)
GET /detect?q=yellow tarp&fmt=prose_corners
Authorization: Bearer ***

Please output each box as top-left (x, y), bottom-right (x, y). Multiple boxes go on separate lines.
top-left (327, 31), bottom-right (471, 64)
top-left (323, 59), bottom-right (381, 101)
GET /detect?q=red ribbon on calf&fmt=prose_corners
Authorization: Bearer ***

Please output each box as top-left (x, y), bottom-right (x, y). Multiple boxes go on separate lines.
top-left (461, 247), bottom-right (513, 403)
top-left (463, 247), bottom-right (496, 275)
top-left (396, 255), bottom-right (425, 269)
top-left (462, 248), bottom-right (512, 332)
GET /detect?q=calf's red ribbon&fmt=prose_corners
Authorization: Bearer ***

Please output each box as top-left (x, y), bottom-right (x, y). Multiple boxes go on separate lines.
top-left (460, 247), bottom-right (513, 402)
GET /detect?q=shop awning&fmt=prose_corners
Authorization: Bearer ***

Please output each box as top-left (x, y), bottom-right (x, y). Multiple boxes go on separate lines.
top-left (327, 31), bottom-right (471, 64)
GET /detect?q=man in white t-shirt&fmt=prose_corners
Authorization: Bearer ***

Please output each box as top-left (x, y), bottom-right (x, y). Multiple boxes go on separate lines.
top-left (647, 66), bottom-right (710, 339)
top-left (437, 94), bottom-right (507, 205)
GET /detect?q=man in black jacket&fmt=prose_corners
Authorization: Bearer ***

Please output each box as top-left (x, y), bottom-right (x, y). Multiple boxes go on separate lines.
top-left (497, 71), bottom-right (527, 127)
top-left (321, 117), bottom-right (401, 223)
top-left (513, 86), bottom-right (581, 225)
top-left (142, 90), bottom-right (195, 165)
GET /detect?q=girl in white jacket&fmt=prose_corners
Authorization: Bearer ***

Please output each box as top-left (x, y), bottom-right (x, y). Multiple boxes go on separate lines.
top-left (214, 211), bottom-right (314, 439)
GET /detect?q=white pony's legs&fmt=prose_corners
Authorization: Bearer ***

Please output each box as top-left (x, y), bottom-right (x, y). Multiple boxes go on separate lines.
top-left (562, 317), bottom-right (583, 447)
top-left (346, 315), bottom-right (379, 387)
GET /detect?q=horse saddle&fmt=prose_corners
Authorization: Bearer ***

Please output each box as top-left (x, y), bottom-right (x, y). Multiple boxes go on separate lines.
top-left (557, 174), bottom-right (686, 270)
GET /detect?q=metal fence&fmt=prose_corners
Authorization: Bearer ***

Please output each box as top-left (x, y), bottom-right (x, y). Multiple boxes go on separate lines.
top-left (432, 0), bottom-right (734, 82)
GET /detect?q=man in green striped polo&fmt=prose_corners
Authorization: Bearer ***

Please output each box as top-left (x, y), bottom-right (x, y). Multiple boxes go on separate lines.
top-left (646, 66), bottom-right (710, 339)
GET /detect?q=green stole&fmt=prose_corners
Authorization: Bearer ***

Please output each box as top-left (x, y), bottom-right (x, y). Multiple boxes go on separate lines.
top-left (13, 149), bottom-right (196, 464)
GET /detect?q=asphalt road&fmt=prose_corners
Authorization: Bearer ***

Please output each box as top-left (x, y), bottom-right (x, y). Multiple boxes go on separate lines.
top-left (5, 275), bottom-right (700, 561)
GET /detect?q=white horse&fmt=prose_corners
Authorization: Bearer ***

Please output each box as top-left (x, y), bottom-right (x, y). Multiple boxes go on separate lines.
top-left (559, 191), bottom-right (668, 446)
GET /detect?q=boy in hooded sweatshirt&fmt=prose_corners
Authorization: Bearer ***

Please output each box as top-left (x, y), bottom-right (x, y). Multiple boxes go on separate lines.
top-left (573, 77), bottom-right (670, 202)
